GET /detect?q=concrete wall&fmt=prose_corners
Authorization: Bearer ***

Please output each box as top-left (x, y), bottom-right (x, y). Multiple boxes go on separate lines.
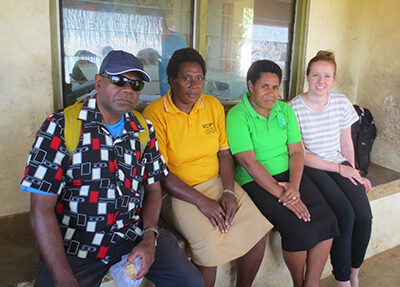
top-left (354, 0), bottom-right (400, 172)
top-left (305, 0), bottom-right (400, 172)
top-left (0, 0), bottom-right (54, 216)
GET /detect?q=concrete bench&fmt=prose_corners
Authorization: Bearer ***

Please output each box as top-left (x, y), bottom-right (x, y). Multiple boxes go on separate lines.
top-left (3, 163), bottom-right (399, 287)
top-left (100, 163), bottom-right (400, 287)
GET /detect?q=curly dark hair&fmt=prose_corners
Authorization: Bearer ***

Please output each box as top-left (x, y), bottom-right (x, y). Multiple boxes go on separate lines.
top-left (166, 48), bottom-right (206, 85)
top-left (246, 60), bottom-right (282, 89)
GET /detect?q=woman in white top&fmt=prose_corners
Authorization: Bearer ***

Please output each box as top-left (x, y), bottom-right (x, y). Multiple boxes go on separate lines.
top-left (289, 50), bottom-right (372, 287)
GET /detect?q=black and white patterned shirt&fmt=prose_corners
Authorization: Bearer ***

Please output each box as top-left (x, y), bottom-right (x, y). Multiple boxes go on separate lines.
top-left (21, 95), bottom-right (169, 263)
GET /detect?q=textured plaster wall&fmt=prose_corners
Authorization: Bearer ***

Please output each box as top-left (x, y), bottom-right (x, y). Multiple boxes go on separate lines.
top-left (305, 0), bottom-right (400, 171)
top-left (305, 0), bottom-right (358, 100)
top-left (0, 1), bottom-right (54, 216)
top-left (1, 0), bottom-right (398, 217)
top-left (353, 0), bottom-right (400, 171)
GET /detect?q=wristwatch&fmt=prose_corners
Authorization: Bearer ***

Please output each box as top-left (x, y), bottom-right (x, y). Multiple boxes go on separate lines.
top-left (143, 225), bottom-right (160, 247)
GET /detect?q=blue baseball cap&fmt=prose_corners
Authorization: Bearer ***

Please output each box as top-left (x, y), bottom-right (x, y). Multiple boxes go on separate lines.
top-left (99, 50), bottom-right (151, 82)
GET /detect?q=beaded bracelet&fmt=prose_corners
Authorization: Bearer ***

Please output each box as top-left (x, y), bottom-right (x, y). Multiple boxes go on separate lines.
top-left (223, 189), bottom-right (237, 199)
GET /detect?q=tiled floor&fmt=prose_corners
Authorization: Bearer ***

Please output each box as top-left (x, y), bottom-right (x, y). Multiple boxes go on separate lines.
top-left (320, 244), bottom-right (400, 287)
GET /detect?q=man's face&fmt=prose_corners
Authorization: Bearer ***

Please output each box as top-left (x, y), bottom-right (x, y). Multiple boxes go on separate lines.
top-left (95, 71), bottom-right (143, 124)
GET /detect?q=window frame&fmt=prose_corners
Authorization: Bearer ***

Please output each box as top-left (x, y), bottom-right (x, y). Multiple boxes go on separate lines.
top-left (51, 0), bottom-right (309, 109)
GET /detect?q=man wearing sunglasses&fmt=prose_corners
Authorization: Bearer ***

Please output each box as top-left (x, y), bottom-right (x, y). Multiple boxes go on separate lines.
top-left (21, 50), bottom-right (203, 287)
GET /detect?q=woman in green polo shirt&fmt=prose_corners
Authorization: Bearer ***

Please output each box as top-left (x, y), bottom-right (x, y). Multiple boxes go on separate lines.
top-left (226, 60), bottom-right (339, 287)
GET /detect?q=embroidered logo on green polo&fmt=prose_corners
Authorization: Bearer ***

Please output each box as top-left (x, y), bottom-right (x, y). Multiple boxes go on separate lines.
top-left (279, 117), bottom-right (287, 130)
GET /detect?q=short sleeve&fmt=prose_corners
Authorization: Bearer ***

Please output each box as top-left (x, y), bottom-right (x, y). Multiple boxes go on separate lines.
top-left (226, 109), bottom-right (254, 155)
top-left (142, 120), bottom-right (169, 185)
top-left (20, 112), bottom-right (69, 195)
top-left (213, 99), bottom-right (229, 150)
top-left (340, 98), bottom-right (359, 130)
top-left (285, 104), bottom-right (302, 144)
top-left (143, 105), bottom-right (169, 165)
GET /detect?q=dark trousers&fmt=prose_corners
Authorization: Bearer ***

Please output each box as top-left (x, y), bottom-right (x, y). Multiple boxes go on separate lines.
top-left (304, 163), bottom-right (372, 282)
top-left (35, 228), bottom-right (203, 287)
top-left (243, 171), bottom-right (339, 252)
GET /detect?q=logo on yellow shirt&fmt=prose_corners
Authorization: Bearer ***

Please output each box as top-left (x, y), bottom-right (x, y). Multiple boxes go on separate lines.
top-left (202, 122), bottom-right (216, 135)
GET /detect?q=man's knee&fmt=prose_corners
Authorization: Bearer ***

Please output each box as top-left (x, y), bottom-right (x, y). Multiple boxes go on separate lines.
top-left (150, 228), bottom-right (204, 286)
top-left (185, 270), bottom-right (204, 287)
top-left (173, 266), bottom-right (204, 287)
top-left (35, 259), bottom-right (54, 287)
top-left (158, 228), bottom-right (178, 246)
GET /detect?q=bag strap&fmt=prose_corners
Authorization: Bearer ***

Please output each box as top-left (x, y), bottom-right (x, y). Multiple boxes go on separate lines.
top-left (64, 101), bottom-right (149, 158)
top-left (131, 110), bottom-right (149, 156)
top-left (64, 100), bottom-right (84, 153)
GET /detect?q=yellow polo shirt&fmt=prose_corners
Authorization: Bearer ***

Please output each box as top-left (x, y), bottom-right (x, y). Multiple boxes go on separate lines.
top-left (143, 92), bottom-right (229, 186)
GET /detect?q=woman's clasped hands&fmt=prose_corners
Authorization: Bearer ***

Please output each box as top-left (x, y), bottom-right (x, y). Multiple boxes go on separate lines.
top-left (197, 192), bottom-right (238, 233)
top-left (278, 182), bottom-right (311, 222)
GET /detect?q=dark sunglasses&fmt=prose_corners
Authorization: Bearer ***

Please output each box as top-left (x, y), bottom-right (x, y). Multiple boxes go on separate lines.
top-left (102, 74), bottom-right (145, 91)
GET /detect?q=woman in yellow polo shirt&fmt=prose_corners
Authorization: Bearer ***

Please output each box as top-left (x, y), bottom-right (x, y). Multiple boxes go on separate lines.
top-left (143, 48), bottom-right (271, 287)
top-left (226, 60), bottom-right (339, 287)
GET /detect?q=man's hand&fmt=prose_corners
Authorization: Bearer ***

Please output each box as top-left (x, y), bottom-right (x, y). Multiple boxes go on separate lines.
top-left (127, 233), bottom-right (156, 280)
top-left (197, 196), bottom-right (228, 233)
top-left (219, 192), bottom-right (238, 228)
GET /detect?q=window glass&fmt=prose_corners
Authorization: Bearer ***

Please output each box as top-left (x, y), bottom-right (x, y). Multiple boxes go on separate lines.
top-left (61, 0), bottom-right (191, 106)
top-left (203, 0), bottom-right (295, 101)
top-left (59, 0), bottom-right (295, 105)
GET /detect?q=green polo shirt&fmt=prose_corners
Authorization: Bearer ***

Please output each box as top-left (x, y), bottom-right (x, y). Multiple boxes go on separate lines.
top-left (226, 91), bottom-right (302, 185)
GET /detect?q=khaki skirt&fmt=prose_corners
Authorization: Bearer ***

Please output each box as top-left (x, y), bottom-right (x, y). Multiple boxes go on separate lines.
top-left (161, 176), bottom-right (272, 266)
